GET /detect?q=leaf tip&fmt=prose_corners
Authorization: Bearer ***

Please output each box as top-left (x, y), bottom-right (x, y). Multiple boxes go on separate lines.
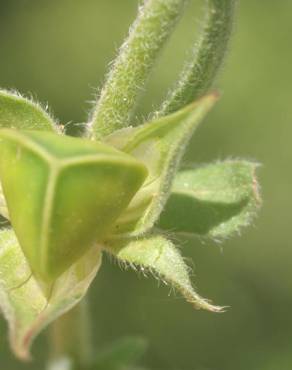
top-left (189, 90), bottom-right (220, 109)
top-left (209, 89), bottom-right (221, 100)
top-left (11, 339), bottom-right (32, 362)
top-left (186, 293), bottom-right (226, 313)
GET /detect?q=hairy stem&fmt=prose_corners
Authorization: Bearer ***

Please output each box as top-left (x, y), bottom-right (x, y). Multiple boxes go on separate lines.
top-left (157, 0), bottom-right (236, 117)
top-left (89, 0), bottom-right (188, 139)
top-left (47, 298), bottom-right (92, 370)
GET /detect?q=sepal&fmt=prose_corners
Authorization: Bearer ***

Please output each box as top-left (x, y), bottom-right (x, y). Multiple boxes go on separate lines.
top-left (0, 89), bottom-right (58, 132)
top-left (0, 228), bottom-right (102, 360)
top-left (158, 160), bottom-right (261, 239)
top-left (105, 235), bottom-right (223, 312)
top-left (106, 93), bottom-right (218, 237)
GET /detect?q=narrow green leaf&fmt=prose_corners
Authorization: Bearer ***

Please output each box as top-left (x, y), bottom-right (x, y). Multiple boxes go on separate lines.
top-left (0, 90), bottom-right (58, 132)
top-left (0, 129), bottom-right (147, 282)
top-left (157, 0), bottom-right (236, 117)
top-left (158, 160), bottom-right (261, 239)
top-left (106, 93), bottom-right (218, 237)
top-left (106, 235), bottom-right (223, 312)
top-left (0, 228), bottom-right (102, 360)
top-left (93, 336), bottom-right (147, 370)
top-left (88, 0), bottom-right (187, 139)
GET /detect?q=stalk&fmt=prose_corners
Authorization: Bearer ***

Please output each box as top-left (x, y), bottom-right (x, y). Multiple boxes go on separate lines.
top-left (157, 0), bottom-right (236, 117)
top-left (89, 0), bottom-right (188, 139)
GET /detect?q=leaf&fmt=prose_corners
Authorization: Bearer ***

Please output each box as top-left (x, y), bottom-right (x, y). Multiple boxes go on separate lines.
top-left (158, 160), bottom-right (261, 239)
top-left (0, 228), bottom-right (102, 360)
top-left (0, 90), bottom-right (58, 132)
top-left (93, 336), bottom-right (147, 370)
top-left (106, 93), bottom-right (218, 237)
top-left (105, 235), bottom-right (223, 312)
top-left (0, 129), bottom-right (147, 282)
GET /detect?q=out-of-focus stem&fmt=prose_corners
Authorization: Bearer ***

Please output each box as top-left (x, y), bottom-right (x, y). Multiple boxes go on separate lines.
top-left (47, 298), bottom-right (92, 370)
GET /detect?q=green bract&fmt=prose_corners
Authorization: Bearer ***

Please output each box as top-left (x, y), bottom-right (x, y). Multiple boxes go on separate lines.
top-left (0, 129), bottom-right (147, 282)
top-left (106, 94), bottom-right (218, 236)
top-left (0, 227), bottom-right (102, 360)
top-left (159, 160), bottom-right (261, 239)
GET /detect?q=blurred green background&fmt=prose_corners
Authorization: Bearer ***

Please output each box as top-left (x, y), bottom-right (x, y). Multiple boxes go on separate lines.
top-left (0, 1), bottom-right (291, 369)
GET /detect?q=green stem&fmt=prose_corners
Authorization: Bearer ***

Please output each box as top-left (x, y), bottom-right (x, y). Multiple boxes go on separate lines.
top-left (157, 0), bottom-right (236, 117)
top-left (89, 0), bottom-right (188, 139)
top-left (47, 298), bottom-right (92, 370)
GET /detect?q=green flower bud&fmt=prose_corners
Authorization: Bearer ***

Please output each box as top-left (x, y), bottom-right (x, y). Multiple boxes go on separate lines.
top-left (0, 129), bottom-right (147, 282)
